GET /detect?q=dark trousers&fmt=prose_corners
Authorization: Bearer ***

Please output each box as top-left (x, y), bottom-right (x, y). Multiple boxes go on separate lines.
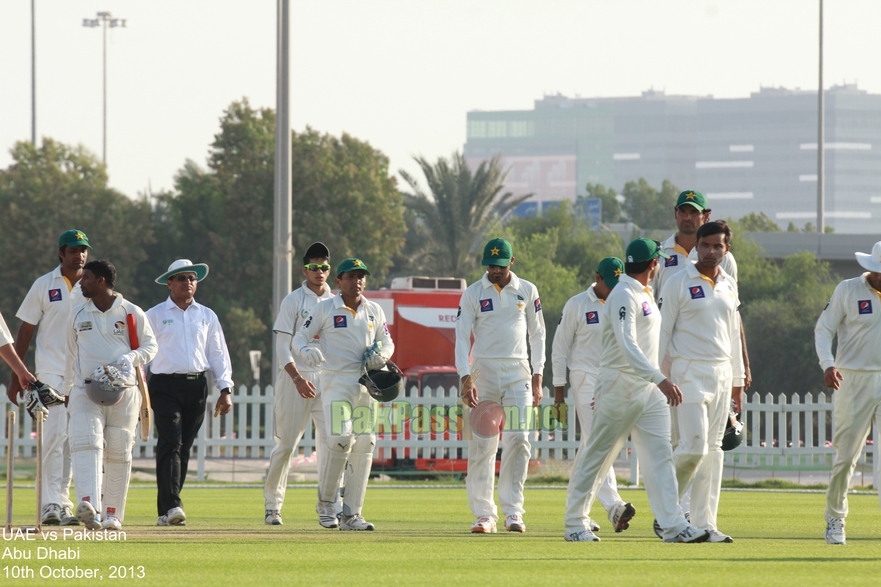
top-left (149, 374), bottom-right (207, 516)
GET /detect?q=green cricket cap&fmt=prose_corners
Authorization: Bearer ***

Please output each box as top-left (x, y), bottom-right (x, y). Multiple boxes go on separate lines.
top-left (625, 238), bottom-right (670, 263)
top-left (675, 190), bottom-right (708, 212)
top-left (336, 258), bottom-right (370, 276)
top-left (58, 229), bottom-right (91, 248)
top-left (482, 238), bottom-right (513, 267)
top-left (596, 257), bottom-right (625, 288)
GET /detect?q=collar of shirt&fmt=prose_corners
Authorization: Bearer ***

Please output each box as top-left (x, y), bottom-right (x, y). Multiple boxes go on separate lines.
top-left (52, 264), bottom-right (78, 292)
top-left (83, 293), bottom-right (125, 313)
top-left (480, 271), bottom-right (521, 292)
top-left (587, 283), bottom-right (604, 304)
top-left (331, 292), bottom-right (371, 317)
top-left (861, 272), bottom-right (881, 302)
top-left (662, 233), bottom-right (690, 257)
top-left (618, 273), bottom-right (652, 295)
top-left (685, 262), bottom-right (719, 289)
top-left (300, 281), bottom-right (332, 298)
top-left (163, 296), bottom-right (203, 312)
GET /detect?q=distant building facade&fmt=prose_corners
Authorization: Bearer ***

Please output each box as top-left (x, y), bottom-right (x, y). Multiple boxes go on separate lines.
top-left (464, 85), bottom-right (881, 233)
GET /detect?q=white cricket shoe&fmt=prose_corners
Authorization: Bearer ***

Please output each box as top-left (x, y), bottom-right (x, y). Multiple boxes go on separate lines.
top-left (653, 510), bottom-right (689, 540)
top-left (264, 509), bottom-right (283, 526)
top-left (505, 514), bottom-right (526, 533)
top-left (825, 514), bottom-right (846, 545)
top-left (471, 517), bottom-right (497, 534)
top-left (316, 501), bottom-right (339, 529)
top-left (565, 529), bottom-right (601, 542)
top-left (166, 507), bottom-right (187, 526)
top-left (75, 501), bottom-right (102, 530)
top-left (102, 516), bottom-right (122, 530)
top-left (339, 514), bottom-right (375, 531)
top-left (707, 529), bottom-right (734, 543)
top-left (663, 524), bottom-right (710, 543)
top-left (60, 505), bottom-right (79, 526)
top-left (589, 518), bottom-right (601, 532)
top-left (609, 502), bottom-right (636, 533)
top-left (41, 503), bottom-right (62, 525)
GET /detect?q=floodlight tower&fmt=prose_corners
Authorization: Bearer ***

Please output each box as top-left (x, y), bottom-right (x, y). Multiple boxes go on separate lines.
top-left (82, 12), bottom-right (127, 164)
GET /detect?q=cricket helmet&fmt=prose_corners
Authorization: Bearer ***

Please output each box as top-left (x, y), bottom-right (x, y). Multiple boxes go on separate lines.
top-left (722, 412), bottom-right (744, 451)
top-left (359, 360), bottom-right (404, 403)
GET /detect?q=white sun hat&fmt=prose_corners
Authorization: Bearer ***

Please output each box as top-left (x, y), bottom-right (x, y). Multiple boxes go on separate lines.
top-left (855, 241), bottom-right (881, 273)
top-left (155, 259), bottom-right (210, 284)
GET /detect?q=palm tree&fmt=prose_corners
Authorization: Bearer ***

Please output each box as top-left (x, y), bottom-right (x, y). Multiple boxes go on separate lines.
top-left (399, 153), bottom-right (530, 277)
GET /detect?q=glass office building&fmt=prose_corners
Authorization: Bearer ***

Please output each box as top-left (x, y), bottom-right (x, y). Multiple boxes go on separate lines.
top-left (464, 85), bottom-right (881, 233)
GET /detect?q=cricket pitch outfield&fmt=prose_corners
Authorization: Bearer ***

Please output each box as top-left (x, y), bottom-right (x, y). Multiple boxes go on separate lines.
top-left (2, 486), bottom-right (880, 586)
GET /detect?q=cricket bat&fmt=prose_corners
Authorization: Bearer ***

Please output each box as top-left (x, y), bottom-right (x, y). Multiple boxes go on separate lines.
top-left (126, 313), bottom-right (152, 442)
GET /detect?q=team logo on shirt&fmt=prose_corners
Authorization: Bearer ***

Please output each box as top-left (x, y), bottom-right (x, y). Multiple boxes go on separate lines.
top-left (48, 289), bottom-right (62, 302)
top-left (113, 321), bottom-right (127, 335)
top-left (479, 299), bottom-right (494, 312)
top-left (664, 256), bottom-right (678, 267)
top-left (77, 321), bottom-right (93, 332)
top-left (689, 285), bottom-right (705, 299)
top-left (383, 323), bottom-right (390, 335)
top-left (162, 319), bottom-right (174, 325)
top-left (641, 301), bottom-right (652, 316)
top-left (334, 316), bottom-right (348, 328)
top-left (585, 311), bottom-right (599, 325)
top-left (858, 300), bottom-right (873, 315)
top-left (534, 298), bottom-right (542, 312)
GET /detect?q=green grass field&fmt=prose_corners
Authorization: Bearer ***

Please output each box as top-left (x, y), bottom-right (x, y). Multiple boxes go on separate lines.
top-left (2, 486), bottom-right (880, 586)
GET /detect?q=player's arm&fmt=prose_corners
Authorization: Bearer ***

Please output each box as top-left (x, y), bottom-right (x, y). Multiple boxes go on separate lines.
top-left (815, 283), bottom-right (846, 390)
top-left (657, 281), bottom-right (680, 363)
top-left (551, 298), bottom-right (577, 393)
top-left (6, 321), bottom-right (36, 402)
top-left (729, 301), bottom-right (746, 412)
top-left (454, 290), bottom-right (478, 406)
top-left (526, 286), bottom-right (547, 407)
top-left (205, 311), bottom-right (234, 413)
top-left (63, 311), bottom-right (79, 394)
top-left (0, 343), bottom-right (35, 390)
top-left (373, 305), bottom-right (395, 360)
top-left (293, 302), bottom-right (326, 367)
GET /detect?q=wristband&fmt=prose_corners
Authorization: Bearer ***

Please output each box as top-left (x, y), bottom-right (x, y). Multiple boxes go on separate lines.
top-left (292, 374), bottom-right (302, 383)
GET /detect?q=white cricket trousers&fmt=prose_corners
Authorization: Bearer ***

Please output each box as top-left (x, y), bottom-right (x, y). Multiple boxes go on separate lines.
top-left (569, 369), bottom-right (625, 515)
top-left (37, 373), bottom-right (74, 510)
top-left (670, 359), bottom-right (732, 531)
top-left (826, 369), bottom-right (881, 518)
top-left (565, 368), bottom-right (688, 538)
top-left (68, 385), bottom-right (139, 522)
top-left (263, 368), bottom-right (328, 511)
top-left (466, 358), bottom-right (532, 522)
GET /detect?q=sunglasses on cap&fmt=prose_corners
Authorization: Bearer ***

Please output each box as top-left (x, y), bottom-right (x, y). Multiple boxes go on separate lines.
top-left (305, 263), bottom-right (331, 272)
top-left (173, 274), bottom-right (197, 282)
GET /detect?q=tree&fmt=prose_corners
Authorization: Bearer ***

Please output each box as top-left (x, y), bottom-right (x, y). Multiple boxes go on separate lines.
top-left (733, 212), bottom-right (782, 232)
top-left (398, 153), bottom-right (530, 278)
top-left (620, 178), bottom-right (678, 230)
top-left (582, 183), bottom-right (624, 223)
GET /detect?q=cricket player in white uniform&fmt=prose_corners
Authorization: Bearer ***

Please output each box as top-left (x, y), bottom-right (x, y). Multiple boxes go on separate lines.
top-left (7, 229), bottom-right (90, 526)
top-left (814, 240), bottom-right (881, 545)
top-left (293, 257), bottom-right (393, 531)
top-left (457, 238), bottom-right (546, 534)
top-left (564, 238), bottom-right (708, 543)
top-left (658, 221), bottom-right (745, 543)
top-left (264, 242), bottom-right (337, 527)
top-left (64, 260), bottom-right (158, 530)
top-left (1, 311), bottom-right (36, 388)
top-left (554, 257), bottom-right (636, 533)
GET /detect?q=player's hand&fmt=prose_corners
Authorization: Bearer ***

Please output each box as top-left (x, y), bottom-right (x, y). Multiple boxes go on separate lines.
top-left (116, 354), bottom-right (135, 379)
top-left (460, 375), bottom-right (478, 408)
top-left (658, 379), bottom-right (682, 407)
top-left (8, 375), bottom-right (24, 406)
top-left (299, 347), bottom-right (326, 368)
top-left (215, 391), bottom-right (233, 416)
top-left (553, 401), bottom-right (567, 422)
top-left (531, 374), bottom-right (543, 407)
top-left (366, 354), bottom-right (386, 370)
top-left (823, 367), bottom-right (843, 390)
top-left (744, 367), bottom-right (752, 391)
top-left (731, 386), bottom-right (744, 414)
top-left (294, 376), bottom-right (316, 399)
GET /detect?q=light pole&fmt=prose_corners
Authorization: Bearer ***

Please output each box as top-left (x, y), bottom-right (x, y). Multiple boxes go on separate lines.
top-left (817, 0), bottom-right (825, 233)
top-left (82, 12), bottom-right (126, 164)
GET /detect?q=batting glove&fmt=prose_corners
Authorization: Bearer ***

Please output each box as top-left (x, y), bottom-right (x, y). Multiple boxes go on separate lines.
top-left (116, 354), bottom-right (135, 379)
top-left (23, 380), bottom-right (66, 420)
top-left (366, 354), bottom-right (386, 370)
top-left (92, 364), bottom-right (126, 387)
top-left (299, 347), bottom-right (326, 368)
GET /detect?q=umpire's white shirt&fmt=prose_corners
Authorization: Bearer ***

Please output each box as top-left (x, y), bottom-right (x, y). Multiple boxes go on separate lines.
top-left (273, 281), bottom-right (334, 373)
top-left (146, 297), bottom-right (234, 390)
top-left (64, 294), bottom-right (158, 391)
top-left (815, 273), bottom-right (881, 372)
top-left (601, 274), bottom-right (665, 385)
top-left (455, 271), bottom-right (546, 377)
top-left (293, 294), bottom-right (393, 374)
top-left (654, 234), bottom-right (738, 300)
top-left (658, 263), bottom-right (745, 383)
top-left (551, 284), bottom-right (605, 387)
top-left (16, 266), bottom-right (86, 377)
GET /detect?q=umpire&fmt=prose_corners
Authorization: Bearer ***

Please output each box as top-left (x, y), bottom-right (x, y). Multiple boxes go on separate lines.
top-left (146, 259), bottom-right (234, 526)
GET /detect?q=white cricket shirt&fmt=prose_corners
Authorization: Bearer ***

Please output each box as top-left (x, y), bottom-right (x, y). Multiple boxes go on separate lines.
top-left (600, 274), bottom-right (665, 385)
top-left (654, 233), bottom-right (738, 300)
top-left (16, 266), bottom-right (86, 376)
top-left (293, 294), bottom-right (393, 374)
top-left (64, 294), bottom-right (158, 391)
top-left (658, 263), bottom-right (745, 383)
top-left (551, 284), bottom-right (605, 386)
top-left (273, 281), bottom-right (334, 372)
top-left (0, 311), bottom-right (13, 346)
top-left (146, 297), bottom-right (234, 390)
top-left (455, 271), bottom-right (547, 377)
top-left (815, 273), bottom-right (881, 372)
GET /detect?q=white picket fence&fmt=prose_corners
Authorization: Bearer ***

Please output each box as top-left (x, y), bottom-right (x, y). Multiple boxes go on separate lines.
top-left (1, 385), bottom-right (875, 483)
